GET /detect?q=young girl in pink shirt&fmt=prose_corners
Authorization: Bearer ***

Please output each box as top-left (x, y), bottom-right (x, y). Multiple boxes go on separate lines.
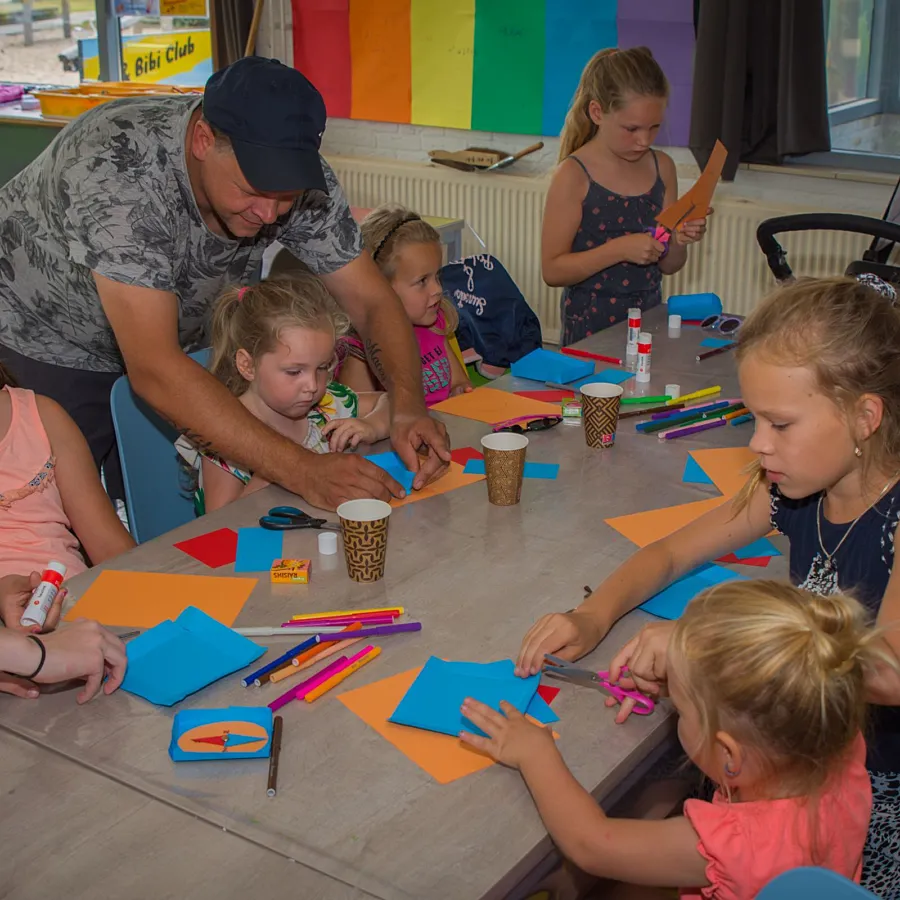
top-left (463, 580), bottom-right (878, 898)
top-left (336, 204), bottom-right (471, 405)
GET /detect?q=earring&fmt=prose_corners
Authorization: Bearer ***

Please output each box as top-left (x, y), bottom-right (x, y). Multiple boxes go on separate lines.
top-left (855, 446), bottom-right (863, 458)
top-left (724, 761), bottom-right (741, 778)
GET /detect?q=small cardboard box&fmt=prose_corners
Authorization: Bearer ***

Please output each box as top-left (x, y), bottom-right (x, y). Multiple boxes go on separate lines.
top-left (270, 559), bottom-right (310, 584)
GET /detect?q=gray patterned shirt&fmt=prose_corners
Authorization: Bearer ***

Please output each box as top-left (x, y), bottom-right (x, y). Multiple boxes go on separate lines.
top-left (0, 96), bottom-right (362, 372)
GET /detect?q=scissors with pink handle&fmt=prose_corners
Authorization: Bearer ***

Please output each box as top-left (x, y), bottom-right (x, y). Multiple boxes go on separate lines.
top-left (542, 654), bottom-right (656, 715)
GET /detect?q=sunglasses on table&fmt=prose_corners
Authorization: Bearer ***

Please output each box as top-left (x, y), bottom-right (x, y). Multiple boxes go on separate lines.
top-left (491, 415), bottom-right (563, 434)
top-left (701, 313), bottom-right (744, 335)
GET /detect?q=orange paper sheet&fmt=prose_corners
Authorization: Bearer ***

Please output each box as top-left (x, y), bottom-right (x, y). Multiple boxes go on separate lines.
top-left (392, 461), bottom-right (484, 508)
top-left (63, 570), bottom-right (257, 629)
top-left (689, 446), bottom-right (756, 498)
top-left (605, 497), bottom-right (726, 548)
top-left (656, 140), bottom-right (727, 231)
top-left (431, 387), bottom-right (561, 425)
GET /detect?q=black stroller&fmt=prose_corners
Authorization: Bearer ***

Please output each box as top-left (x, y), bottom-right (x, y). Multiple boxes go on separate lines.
top-left (756, 175), bottom-right (900, 286)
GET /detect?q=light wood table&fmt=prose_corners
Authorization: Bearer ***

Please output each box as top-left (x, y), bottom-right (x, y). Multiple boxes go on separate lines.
top-left (0, 309), bottom-right (786, 899)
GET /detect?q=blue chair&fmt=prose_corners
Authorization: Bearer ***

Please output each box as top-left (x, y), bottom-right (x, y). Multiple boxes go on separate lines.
top-left (758, 868), bottom-right (877, 899)
top-left (110, 349), bottom-right (211, 544)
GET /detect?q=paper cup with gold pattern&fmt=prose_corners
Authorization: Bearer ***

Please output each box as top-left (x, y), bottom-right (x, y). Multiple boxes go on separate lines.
top-left (480, 433), bottom-right (529, 506)
top-left (336, 499), bottom-right (392, 582)
top-left (580, 383), bottom-right (624, 449)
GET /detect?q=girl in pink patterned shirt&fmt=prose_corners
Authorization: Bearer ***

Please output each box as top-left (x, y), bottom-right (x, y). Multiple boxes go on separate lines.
top-left (461, 580), bottom-right (879, 899)
top-left (337, 204), bottom-right (471, 406)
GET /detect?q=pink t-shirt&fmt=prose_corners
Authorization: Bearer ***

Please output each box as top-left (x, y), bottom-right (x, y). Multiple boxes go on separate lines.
top-left (0, 387), bottom-right (85, 579)
top-left (415, 310), bottom-right (452, 406)
top-left (680, 734), bottom-right (870, 899)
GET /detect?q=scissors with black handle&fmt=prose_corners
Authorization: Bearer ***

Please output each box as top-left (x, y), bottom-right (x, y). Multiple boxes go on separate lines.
top-left (258, 506), bottom-right (342, 532)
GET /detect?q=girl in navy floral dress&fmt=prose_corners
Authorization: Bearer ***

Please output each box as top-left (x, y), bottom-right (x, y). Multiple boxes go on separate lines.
top-left (542, 47), bottom-right (709, 345)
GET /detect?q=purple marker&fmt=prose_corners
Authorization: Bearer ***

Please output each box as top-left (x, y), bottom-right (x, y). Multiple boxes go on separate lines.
top-left (660, 418), bottom-right (727, 441)
top-left (315, 622), bottom-right (422, 643)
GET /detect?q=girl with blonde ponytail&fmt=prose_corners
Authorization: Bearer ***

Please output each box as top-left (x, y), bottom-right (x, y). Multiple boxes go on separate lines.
top-left (544, 46), bottom-right (710, 345)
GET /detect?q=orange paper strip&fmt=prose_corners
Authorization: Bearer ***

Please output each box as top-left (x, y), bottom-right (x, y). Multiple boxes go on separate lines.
top-left (63, 570), bottom-right (257, 629)
top-left (605, 497), bottom-right (727, 549)
top-left (656, 140), bottom-right (727, 232)
top-left (391, 461), bottom-right (484, 508)
top-left (431, 387), bottom-right (561, 425)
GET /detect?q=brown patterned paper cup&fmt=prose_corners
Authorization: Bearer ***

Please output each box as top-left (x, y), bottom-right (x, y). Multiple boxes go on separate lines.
top-left (580, 383), bottom-right (624, 449)
top-left (336, 499), bottom-right (392, 583)
top-left (480, 432), bottom-right (529, 506)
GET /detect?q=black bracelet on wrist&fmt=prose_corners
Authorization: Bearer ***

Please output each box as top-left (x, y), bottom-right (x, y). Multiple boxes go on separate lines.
top-left (24, 635), bottom-right (46, 680)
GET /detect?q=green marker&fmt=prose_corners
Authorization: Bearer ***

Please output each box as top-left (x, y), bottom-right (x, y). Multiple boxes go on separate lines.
top-left (620, 395), bottom-right (671, 405)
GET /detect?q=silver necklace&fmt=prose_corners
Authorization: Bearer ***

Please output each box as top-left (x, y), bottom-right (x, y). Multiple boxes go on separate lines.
top-left (804, 474), bottom-right (899, 594)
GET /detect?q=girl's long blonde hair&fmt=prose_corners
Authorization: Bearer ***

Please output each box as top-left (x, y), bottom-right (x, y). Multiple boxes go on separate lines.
top-left (671, 580), bottom-right (887, 796)
top-left (210, 274), bottom-right (348, 396)
top-left (732, 276), bottom-right (900, 511)
top-left (361, 203), bottom-right (458, 337)
top-left (558, 47), bottom-right (669, 161)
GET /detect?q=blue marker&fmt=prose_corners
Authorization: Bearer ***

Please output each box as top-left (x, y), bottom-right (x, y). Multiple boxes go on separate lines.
top-left (242, 635), bottom-right (320, 687)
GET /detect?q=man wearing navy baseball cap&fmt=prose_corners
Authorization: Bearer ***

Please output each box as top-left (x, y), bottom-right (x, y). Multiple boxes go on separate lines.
top-left (0, 57), bottom-right (450, 511)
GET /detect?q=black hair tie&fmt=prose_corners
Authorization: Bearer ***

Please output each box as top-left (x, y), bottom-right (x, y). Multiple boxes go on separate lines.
top-left (372, 214), bottom-right (422, 262)
top-left (24, 635), bottom-right (46, 679)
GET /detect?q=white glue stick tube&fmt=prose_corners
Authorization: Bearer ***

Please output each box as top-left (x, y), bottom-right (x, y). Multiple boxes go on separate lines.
top-left (626, 308), bottom-right (641, 356)
top-left (20, 561), bottom-right (67, 629)
top-left (636, 332), bottom-right (652, 383)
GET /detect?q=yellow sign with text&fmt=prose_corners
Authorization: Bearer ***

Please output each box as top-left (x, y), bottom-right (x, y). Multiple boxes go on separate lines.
top-left (81, 30), bottom-right (212, 85)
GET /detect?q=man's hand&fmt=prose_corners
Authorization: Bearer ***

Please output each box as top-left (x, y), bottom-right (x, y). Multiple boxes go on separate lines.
top-left (0, 572), bottom-right (66, 634)
top-left (391, 409), bottom-right (452, 490)
top-left (293, 452), bottom-right (405, 510)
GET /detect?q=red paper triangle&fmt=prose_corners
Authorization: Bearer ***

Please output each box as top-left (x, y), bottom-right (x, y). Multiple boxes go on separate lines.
top-left (716, 553), bottom-right (771, 567)
top-left (174, 528), bottom-right (239, 568)
top-left (536, 685), bottom-right (561, 704)
top-left (450, 447), bottom-right (484, 467)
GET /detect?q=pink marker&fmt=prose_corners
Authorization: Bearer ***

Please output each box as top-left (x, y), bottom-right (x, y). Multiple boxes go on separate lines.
top-left (267, 655), bottom-right (349, 712)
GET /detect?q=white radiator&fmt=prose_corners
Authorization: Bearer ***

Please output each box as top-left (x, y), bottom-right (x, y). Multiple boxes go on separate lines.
top-left (327, 155), bottom-right (874, 339)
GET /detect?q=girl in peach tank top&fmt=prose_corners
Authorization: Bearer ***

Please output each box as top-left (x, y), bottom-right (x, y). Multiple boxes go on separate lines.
top-left (0, 369), bottom-right (134, 624)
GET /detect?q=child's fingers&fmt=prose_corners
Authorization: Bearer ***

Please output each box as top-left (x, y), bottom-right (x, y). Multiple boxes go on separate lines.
top-left (614, 697), bottom-right (637, 724)
top-left (42, 589), bottom-right (66, 632)
top-left (461, 698), bottom-right (506, 734)
top-left (498, 700), bottom-right (525, 721)
top-left (321, 420), bottom-right (338, 436)
top-left (458, 730), bottom-right (492, 754)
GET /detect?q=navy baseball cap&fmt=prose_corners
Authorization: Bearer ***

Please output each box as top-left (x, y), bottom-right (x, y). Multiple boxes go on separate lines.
top-left (203, 57), bottom-right (327, 193)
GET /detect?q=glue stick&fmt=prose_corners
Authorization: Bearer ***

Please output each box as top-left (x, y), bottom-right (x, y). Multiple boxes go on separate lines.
top-left (636, 332), bottom-right (652, 383)
top-left (19, 562), bottom-right (66, 630)
top-left (626, 308), bottom-right (642, 357)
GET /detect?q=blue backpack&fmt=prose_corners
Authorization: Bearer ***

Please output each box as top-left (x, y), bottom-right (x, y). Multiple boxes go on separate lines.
top-left (440, 254), bottom-right (542, 369)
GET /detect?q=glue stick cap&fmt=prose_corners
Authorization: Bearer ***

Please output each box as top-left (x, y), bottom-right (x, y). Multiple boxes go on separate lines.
top-left (665, 384), bottom-right (681, 399)
top-left (45, 561), bottom-right (67, 578)
top-left (318, 531), bottom-right (338, 555)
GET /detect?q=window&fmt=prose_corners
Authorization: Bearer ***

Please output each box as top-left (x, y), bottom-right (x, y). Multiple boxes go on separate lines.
top-left (824, 0), bottom-right (900, 166)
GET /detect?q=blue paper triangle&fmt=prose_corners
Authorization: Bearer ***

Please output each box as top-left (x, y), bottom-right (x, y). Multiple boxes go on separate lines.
top-left (733, 537), bottom-right (782, 560)
top-left (365, 451), bottom-right (415, 492)
top-left (640, 564), bottom-right (747, 621)
top-left (683, 455), bottom-right (714, 485)
top-left (570, 368), bottom-right (634, 388)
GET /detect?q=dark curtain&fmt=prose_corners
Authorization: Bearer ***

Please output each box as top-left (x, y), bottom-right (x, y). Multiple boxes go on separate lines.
top-left (690, 0), bottom-right (831, 180)
top-left (209, 0), bottom-right (255, 71)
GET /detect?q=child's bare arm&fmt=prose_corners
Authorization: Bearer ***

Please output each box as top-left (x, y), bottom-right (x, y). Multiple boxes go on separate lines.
top-left (447, 344), bottom-right (472, 397)
top-left (338, 355), bottom-right (380, 393)
top-left (38, 396), bottom-right (135, 565)
top-left (200, 456), bottom-right (268, 513)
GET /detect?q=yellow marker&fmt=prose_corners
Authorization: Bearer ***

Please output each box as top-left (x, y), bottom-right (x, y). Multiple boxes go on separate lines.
top-left (304, 647), bottom-right (382, 703)
top-left (290, 607), bottom-right (403, 621)
top-left (667, 386), bottom-right (721, 406)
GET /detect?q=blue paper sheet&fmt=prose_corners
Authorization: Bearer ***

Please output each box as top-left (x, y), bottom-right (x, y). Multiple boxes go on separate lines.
top-left (640, 564), bottom-right (747, 620)
top-left (700, 337), bottom-right (735, 349)
top-left (510, 348), bottom-right (594, 385)
top-left (122, 606), bottom-right (265, 706)
top-left (389, 657), bottom-right (540, 738)
top-left (570, 369), bottom-right (634, 389)
top-left (234, 527), bottom-right (283, 573)
top-left (734, 538), bottom-right (782, 560)
top-left (463, 460), bottom-right (559, 480)
top-left (365, 451), bottom-right (415, 492)
top-left (667, 293), bottom-right (722, 320)
top-left (169, 706), bottom-right (273, 761)
top-left (526, 693), bottom-right (560, 725)
top-left (682, 456), bottom-right (714, 485)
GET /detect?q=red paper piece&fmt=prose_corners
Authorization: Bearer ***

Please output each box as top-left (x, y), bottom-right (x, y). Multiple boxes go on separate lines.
top-left (515, 390), bottom-right (574, 402)
top-left (291, 0), bottom-right (351, 118)
top-left (174, 528), bottom-right (239, 568)
top-left (716, 553), bottom-right (771, 568)
top-left (536, 685), bottom-right (560, 704)
top-left (450, 447), bottom-right (484, 467)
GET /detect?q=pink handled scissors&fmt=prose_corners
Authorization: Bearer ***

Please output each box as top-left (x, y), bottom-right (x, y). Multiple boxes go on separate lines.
top-left (542, 654), bottom-right (656, 715)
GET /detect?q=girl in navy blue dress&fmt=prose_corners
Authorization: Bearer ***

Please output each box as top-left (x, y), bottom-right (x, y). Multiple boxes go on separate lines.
top-left (542, 47), bottom-right (709, 345)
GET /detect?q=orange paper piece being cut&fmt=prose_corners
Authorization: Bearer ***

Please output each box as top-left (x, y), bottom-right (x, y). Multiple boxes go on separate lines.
top-left (64, 570), bottom-right (257, 629)
top-left (656, 140), bottom-right (727, 232)
top-left (392, 461), bottom-right (484, 508)
top-left (431, 387), bottom-right (561, 425)
top-left (689, 446), bottom-right (756, 498)
top-left (605, 497), bottom-right (726, 549)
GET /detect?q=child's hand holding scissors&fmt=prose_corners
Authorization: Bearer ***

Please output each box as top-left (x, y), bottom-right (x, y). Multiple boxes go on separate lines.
top-left (459, 699), bottom-right (556, 769)
top-left (606, 620), bottom-right (676, 723)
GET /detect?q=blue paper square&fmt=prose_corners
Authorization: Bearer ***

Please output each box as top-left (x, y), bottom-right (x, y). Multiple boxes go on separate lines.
top-left (683, 456), bottom-right (714, 485)
top-left (734, 538), bottom-right (782, 560)
top-left (234, 527), bottom-right (283, 573)
top-left (122, 606), bottom-right (265, 707)
top-left (700, 337), bottom-right (735, 349)
top-left (570, 369), bottom-right (634, 389)
top-left (365, 451), bottom-right (415, 492)
top-left (510, 348), bottom-right (594, 385)
top-left (169, 706), bottom-right (273, 761)
top-left (640, 564), bottom-right (747, 621)
top-left (463, 460), bottom-right (559, 480)
top-left (389, 657), bottom-right (540, 738)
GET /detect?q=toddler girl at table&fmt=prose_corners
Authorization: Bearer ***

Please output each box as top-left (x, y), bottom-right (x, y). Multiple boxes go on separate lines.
top-left (336, 204), bottom-right (471, 405)
top-left (517, 275), bottom-right (900, 896)
top-left (543, 46), bottom-right (709, 346)
top-left (467, 581), bottom-right (878, 898)
top-left (176, 274), bottom-right (391, 514)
